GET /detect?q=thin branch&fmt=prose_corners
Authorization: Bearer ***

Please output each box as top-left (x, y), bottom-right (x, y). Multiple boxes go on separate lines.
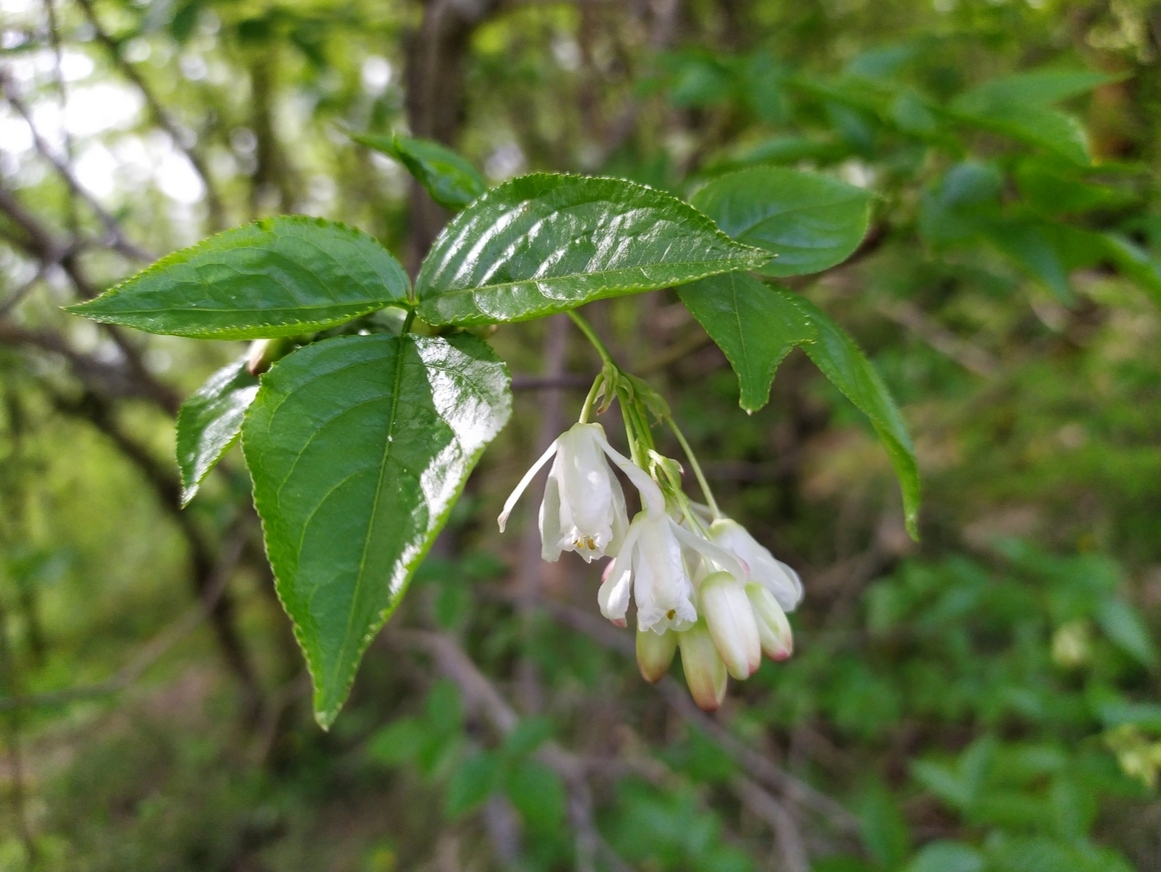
top-left (393, 628), bottom-right (634, 872)
top-left (0, 71), bottom-right (154, 262)
top-left (74, 0), bottom-right (225, 227)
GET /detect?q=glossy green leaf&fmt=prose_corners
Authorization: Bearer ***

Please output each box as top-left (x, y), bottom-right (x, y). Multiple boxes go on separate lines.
top-left (243, 333), bottom-right (511, 728)
top-left (678, 274), bottom-right (814, 412)
top-left (692, 166), bottom-right (873, 277)
top-left (791, 297), bottom-right (920, 539)
top-left (67, 216), bottom-right (410, 339)
top-left (351, 131), bottom-right (487, 210)
top-left (175, 356), bottom-right (259, 506)
top-left (414, 173), bottom-right (769, 326)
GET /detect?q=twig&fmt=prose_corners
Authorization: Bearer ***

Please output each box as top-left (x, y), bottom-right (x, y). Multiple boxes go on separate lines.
top-left (0, 71), bottom-right (154, 262)
top-left (393, 628), bottom-right (633, 872)
top-left (733, 776), bottom-right (811, 872)
top-left (74, 0), bottom-right (225, 227)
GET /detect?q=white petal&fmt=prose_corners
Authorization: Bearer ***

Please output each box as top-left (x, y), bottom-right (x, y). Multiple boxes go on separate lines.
top-left (598, 515), bottom-right (643, 623)
top-left (538, 462), bottom-right (564, 562)
top-left (590, 426), bottom-right (667, 514)
top-left (497, 438), bottom-right (559, 532)
top-left (671, 521), bottom-right (747, 582)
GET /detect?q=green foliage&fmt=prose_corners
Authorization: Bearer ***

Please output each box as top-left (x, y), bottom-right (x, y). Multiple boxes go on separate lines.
top-left (691, 166), bottom-right (873, 277)
top-left (67, 217), bottom-right (411, 338)
top-left (678, 273), bottom-right (814, 412)
top-left (174, 357), bottom-right (259, 504)
top-left (414, 174), bottom-right (770, 325)
top-left (350, 131), bottom-right (488, 210)
top-left (793, 297), bottom-right (920, 538)
top-left (243, 334), bottom-right (511, 726)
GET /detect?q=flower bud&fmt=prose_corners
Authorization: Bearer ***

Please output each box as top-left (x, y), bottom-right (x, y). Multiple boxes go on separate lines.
top-left (745, 583), bottom-right (793, 661)
top-left (678, 622), bottom-right (728, 712)
top-left (636, 627), bottom-right (678, 683)
top-left (699, 571), bottom-right (761, 679)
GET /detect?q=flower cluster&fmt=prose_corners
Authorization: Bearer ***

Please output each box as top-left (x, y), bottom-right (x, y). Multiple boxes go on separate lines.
top-left (499, 421), bottom-right (801, 710)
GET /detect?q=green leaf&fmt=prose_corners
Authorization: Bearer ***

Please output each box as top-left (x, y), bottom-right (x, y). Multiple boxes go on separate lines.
top-left (242, 333), bottom-right (511, 728)
top-left (1100, 234), bottom-right (1161, 307)
top-left (857, 779), bottom-right (911, 868)
top-left (1096, 599), bottom-right (1159, 668)
top-left (903, 842), bottom-right (984, 872)
top-left (446, 752), bottom-right (501, 818)
top-left (678, 274), bottom-right (814, 412)
top-left (351, 131), bottom-right (487, 210)
top-left (500, 716), bottom-right (555, 759)
top-left (953, 70), bottom-right (1119, 111)
top-left (414, 173), bottom-right (769, 326)
top-left (918, 162), bottom-right (1002, 246)
top-left (951, 102), bottom-right (1090, 165)
top-left (504, 761), bottom-right (568, 832)
top-left (175, 356), bottom-right (259, 505)
top-left (790, 297), bottom-right (920, 539)
top-left (984, 218), bottom-right (1073, 303)
top-left (692, 167), bottom-right (873, 277)
top-left (366, 717), bottom-right (429, 767)
top-left (67, 216), bottom-right (410, 339)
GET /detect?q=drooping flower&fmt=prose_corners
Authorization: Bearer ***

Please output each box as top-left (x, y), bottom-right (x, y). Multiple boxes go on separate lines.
top-left (498, 422), bottom-right (637, 563)
top-left (709, 518), bottom-right (803, 612)
top-left (598, 508), bottom-right (699, 633)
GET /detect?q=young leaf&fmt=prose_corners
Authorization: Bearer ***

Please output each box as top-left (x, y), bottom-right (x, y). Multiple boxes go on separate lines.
top-left (678, 273), bottom-right (815, 413)
top-left (692, 166), bottom-right (873, 277)
top-left (242, 333), bottom-right (511, 728)
top-left (175, 356), bottom-right (259, 505)
top-left (949, 102), bottom-right (1090, 166)
top-left (790, 297), bottom-right (920, 539)
top-left (351, 131), bottom-right (487, 210)
top-left (67, 216), bottom-right (410, 339)
top-left (414, 173), bottom-right (769, 326)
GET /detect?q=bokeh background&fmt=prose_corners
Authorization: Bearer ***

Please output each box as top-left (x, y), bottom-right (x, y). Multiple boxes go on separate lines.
top-left (2, 0), bottom-right (1161, 870)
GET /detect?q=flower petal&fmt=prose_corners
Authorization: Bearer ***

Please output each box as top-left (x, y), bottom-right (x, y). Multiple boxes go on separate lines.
top-left (497, 437), bottom-right (559, 532)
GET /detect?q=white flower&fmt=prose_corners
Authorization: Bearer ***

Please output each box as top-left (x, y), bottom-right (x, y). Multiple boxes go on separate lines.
top-left (598, 509), bottom-right (699, 633)
top-left (709, 518), bottom-right (803, 612)
top-left (498, 422), bottom-right (637, 563)
top-left (599, 507), bottom-right (750, 637)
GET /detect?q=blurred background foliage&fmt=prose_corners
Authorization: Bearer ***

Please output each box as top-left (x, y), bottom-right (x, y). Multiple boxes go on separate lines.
top-left (2, 0), bottom-right (1161, 869)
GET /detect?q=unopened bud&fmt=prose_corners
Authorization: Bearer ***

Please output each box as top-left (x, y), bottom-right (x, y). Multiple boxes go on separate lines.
top-left (678, 622), bottom-right (727, 712)
top-left (700, 571), bottom-right (762, 679)
top-left (746, 583), bottom-right (793, 661)
top-left (636, 627), bottom-right (678, 683)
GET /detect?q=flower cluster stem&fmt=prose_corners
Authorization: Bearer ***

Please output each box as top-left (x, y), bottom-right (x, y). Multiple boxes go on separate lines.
top-left (668, 418), bottom-right (722, 520)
